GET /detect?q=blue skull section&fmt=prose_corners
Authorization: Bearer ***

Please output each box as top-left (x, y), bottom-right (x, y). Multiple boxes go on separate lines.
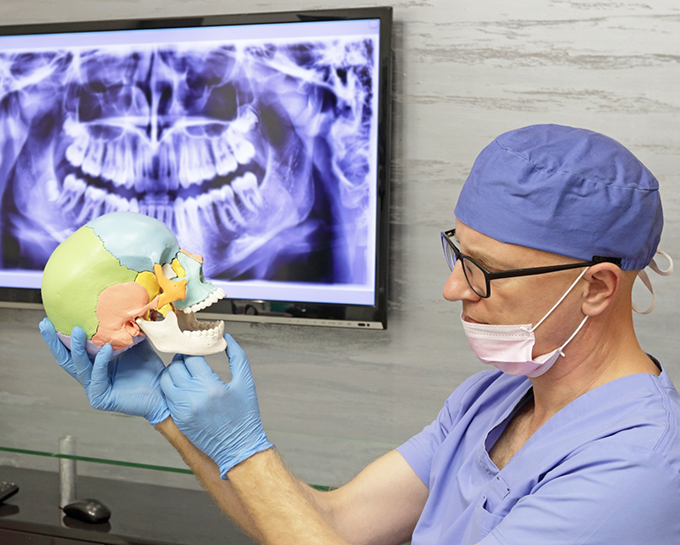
top-left (88, 211), bottom-right (218, 310)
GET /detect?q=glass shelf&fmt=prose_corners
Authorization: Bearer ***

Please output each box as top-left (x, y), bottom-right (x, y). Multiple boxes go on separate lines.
top-left (0, 446), bottom-right (193, 475)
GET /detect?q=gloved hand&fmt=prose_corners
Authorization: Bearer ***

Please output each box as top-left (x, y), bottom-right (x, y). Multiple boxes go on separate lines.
top-left (160, 334), bottom-right (273, 478)
top-left (39, 318), bottom-right (170, 425)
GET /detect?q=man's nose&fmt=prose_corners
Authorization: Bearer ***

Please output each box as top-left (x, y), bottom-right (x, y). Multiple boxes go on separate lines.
top-left (443, 261), bottom-right (481, 302)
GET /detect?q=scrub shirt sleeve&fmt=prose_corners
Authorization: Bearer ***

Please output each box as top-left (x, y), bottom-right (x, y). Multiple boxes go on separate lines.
top-left (398, 371), bottom-right (500, 486)
top-left (480, 448), bottom-right (680, 545)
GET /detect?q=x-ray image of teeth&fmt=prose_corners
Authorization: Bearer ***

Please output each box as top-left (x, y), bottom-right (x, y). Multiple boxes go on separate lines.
top-left (0, 38), bottom-right (377, 284)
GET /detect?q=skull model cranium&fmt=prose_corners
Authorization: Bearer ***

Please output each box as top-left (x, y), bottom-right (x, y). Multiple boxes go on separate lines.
top-left (41, 211), bottom-right (227, 356)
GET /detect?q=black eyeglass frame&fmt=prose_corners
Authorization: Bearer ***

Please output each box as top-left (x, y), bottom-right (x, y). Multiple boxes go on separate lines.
top-left (441, 228), bottom-right (622, 299)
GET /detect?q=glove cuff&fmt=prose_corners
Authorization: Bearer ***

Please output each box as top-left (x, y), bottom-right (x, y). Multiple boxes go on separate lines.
top-left (219, 436), bottom-right (274, 479)
top-left (147, 406), bottom-right (171, 426)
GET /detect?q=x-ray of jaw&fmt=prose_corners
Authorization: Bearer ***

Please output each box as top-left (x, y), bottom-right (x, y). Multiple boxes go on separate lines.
top-left (0, 38), bottom-right (377, 284)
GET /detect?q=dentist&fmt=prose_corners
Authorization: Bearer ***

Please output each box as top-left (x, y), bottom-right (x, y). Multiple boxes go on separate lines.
top-left (42, 124), bottom-right (680, 545)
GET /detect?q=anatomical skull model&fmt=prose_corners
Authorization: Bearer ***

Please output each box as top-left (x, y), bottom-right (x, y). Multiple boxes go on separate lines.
top-left (41, 211), bottom-right (227, 356)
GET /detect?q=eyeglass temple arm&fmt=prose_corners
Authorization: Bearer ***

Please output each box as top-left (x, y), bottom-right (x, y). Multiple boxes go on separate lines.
top-left (486, 256), bottom-right (622, 281)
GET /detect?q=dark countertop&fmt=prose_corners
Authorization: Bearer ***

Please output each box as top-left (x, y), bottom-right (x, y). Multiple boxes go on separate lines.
top-left (0, 466), bottom-right (256, 544)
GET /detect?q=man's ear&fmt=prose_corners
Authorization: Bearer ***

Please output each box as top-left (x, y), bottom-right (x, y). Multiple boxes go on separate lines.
top-left (581, 263), bottom-right (623, 317)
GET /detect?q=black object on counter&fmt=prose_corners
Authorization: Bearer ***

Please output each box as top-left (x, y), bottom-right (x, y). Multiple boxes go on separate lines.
top-left (62, 498), bottom-right (111, 524)
top-left (0, 482), bottom-right (18, 504)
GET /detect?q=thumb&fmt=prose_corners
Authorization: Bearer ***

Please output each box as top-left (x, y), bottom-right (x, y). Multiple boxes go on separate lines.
top-left (224, 334), bottom-right (252, 382)
top-left (88, 344), bottom-right (114, 401)
top-left (70, 327), bottom-right (93, 386)
top-left (160, 366), bottom-right (178, 398)
top-left (40, 318), bottom-right (74, 372)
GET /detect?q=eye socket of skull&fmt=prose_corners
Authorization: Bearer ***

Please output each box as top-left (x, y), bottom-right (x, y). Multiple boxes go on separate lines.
top-left (171, 250), bottom-right (217, 311)
top-left (153, 262), bottom-right (187, 308)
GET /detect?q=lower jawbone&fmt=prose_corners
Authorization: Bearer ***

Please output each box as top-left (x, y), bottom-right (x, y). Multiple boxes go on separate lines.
top-left (137, 286), bottom-right (227, 356)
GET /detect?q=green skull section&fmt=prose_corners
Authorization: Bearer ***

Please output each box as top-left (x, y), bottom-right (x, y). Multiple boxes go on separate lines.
top-left (41, 212), bottom-right (227, 356)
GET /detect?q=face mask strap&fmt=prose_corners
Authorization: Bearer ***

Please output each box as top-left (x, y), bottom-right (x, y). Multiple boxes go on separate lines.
top-left (633, 250), bottom-right (674, 315)
top-left (633, 269), bottom-right (655, 315)
top-left (532, 267), bottom-right (589, 332)
top-left (556, 315), bottom-right (589, 357)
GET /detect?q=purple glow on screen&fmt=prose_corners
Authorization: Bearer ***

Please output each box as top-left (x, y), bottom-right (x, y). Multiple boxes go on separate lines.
top-left (0, 20), bottom-right (380, 305)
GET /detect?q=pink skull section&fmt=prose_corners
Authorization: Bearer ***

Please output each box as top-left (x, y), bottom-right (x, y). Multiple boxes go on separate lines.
top-left (91, 282), bottom-right (159, 350)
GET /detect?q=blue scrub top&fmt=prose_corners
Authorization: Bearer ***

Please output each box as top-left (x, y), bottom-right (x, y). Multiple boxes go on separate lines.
top-left (398, 364), bottom-right (680, 545)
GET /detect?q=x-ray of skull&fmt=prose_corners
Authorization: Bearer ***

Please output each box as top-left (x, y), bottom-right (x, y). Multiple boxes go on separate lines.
top-left (0, 36), bottom-right (377, 288)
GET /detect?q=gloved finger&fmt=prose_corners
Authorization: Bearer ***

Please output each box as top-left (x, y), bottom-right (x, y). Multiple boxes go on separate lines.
top-left (88, 344), bottom-right (114, 401)
top-left (70, 327), bottom-right (94, 387)
top-left (160, 364), bottom-right (193, 400)
top-left (39, 318), bottom-right (76, 376)
top-left (159, 366), bottom-right (176, 395)
top-left (164, 359), bottom-right (194, 388)
top-left (224, 334), bottom-right (253, 382)
top-left (182, 354), bottom-right (217, 380)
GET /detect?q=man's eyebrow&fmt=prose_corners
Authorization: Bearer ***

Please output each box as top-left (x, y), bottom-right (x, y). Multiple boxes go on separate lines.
top-left (471, 251), bottom-right (507, 272)
top-left (456, 238), bottom-right (507, 271)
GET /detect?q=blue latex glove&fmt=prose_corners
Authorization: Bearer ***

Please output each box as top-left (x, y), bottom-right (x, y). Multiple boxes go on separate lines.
top-left (39, 318), bottom-right (170, 425)
top-left (160, 334), bottom-right (273, 477)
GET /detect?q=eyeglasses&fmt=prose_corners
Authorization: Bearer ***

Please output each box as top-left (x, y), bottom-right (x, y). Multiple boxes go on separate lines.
top-left (440, 228), bottom-right (621, 298)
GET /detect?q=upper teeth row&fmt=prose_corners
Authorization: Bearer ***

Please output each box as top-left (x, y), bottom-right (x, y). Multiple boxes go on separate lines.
top-left (64, 113), bottom-right (257, 190)
top-left (183, 287), bottom-right (226, 314)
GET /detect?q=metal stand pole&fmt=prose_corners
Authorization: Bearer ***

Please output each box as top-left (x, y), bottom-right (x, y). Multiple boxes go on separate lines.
top-left (59, 436), bottom-right (77, 508)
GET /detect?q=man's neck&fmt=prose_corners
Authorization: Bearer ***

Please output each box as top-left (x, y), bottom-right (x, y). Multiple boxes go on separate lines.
top-left (528, 320), bottom-right (658, 426)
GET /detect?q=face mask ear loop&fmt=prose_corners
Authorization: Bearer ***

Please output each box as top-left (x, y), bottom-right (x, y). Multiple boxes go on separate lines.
top-left (632, 250), bottom-right (673, 315)
top-left (556, 315), bottom-right (589, 358)
top-left (632, 270), bottom-right (655, 315)
top-left (531, 268), bottom-right (589, 332)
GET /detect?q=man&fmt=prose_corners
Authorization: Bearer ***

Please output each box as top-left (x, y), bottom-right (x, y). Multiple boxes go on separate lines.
top-left (41, 124), bottom-right (680, 544)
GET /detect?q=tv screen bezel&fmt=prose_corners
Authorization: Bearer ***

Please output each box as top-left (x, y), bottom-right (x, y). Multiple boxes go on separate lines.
top-left (0, 7), bottom-right (393, 329)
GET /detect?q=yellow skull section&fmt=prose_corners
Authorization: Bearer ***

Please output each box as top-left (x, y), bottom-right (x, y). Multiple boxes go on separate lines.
top-left (134, 258), bottom-right (187, 318)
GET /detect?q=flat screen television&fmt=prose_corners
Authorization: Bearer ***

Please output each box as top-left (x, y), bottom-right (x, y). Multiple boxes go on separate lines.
top-left (0, 7), bottom-right (393, 329)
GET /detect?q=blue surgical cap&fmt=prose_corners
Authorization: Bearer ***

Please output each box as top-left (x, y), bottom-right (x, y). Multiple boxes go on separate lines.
top-left (454, 124), bottom-right (663, 270)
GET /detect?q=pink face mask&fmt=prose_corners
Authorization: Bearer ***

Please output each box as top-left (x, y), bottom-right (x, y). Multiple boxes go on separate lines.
top-left (461, 269), bottom-right (589, 378)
